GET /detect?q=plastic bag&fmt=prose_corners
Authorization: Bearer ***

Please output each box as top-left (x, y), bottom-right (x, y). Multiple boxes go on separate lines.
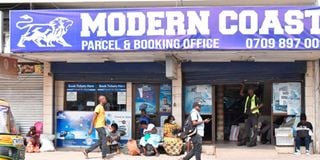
top-left (40, 134), bottom-right (55, 152)
top-left (127, 139), bottom-right (140, 156)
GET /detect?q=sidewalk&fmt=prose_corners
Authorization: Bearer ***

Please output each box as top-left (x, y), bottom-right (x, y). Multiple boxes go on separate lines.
top-left (25, 150), bottom-right (320, 160)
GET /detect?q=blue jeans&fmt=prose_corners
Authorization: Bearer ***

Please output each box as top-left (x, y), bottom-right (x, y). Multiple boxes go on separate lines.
top-left (85, 127), bottom-right (109, 158)
top-left (295, 136), bottom-right (311, 151)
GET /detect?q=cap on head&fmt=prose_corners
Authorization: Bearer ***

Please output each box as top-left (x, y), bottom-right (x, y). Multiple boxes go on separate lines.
top-left (193, 102), bottom-right (201, 108)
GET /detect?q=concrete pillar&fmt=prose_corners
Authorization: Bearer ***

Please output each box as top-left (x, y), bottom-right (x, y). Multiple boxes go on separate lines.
top-left (172, 63), bottom-right (183, 126)
top-left (43, 62), bottom-right (54, 134)
top-left (126, 82), bottom-right (133, 113)
top-left (305, 61), bottom-right (319, 153)
top-left (55, 81), bottom-right (64, 112)
top-left (216, 86), bottom-right (224, 141)
top-left (126, 82), bottom-right (133, 139)
top-left (313, 60), bottom-right (320, 153)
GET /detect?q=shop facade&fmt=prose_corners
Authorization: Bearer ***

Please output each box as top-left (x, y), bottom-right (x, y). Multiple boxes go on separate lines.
top-left (4, 5), bottom-right (320, 153)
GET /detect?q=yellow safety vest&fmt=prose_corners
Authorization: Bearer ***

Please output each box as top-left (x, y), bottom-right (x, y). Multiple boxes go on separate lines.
top-left (244, 94), bottom-right (259, 114)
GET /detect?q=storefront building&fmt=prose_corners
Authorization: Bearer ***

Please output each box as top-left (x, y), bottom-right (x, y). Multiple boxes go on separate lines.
top-left (1, 0), bottom-right (320, 154)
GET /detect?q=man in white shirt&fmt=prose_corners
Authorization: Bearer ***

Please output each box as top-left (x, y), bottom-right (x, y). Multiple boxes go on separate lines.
top-left (180, 102), bottom-right (211, 160)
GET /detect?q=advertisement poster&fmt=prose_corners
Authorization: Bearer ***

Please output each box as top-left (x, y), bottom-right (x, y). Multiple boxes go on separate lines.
top-left (56, 111), bottom-right (132, 148)
top-left (66, 92), bottom-right (77, 102)
top-left (184, 85), bottom-right (213, 115)
top-left (18, 63), bottom-right (43, 74)
top-left (272, 82), bottom-right (301, 115)
top-left (159, 84), bottom-right (172, 113)
top-left (117, 92), bottom-right (127, 105)
top-left (135, 84), bottom-right (157, 114)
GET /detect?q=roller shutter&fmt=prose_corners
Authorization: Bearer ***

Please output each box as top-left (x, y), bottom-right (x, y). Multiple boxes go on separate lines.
top-left (0, 74), bottom-right (43, 134)
top-left (182, 62), bottom-right (306, 84)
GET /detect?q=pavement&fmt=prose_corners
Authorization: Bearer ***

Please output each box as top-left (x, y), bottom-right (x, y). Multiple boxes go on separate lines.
top-left (25, 146), bottom-right (320, 160)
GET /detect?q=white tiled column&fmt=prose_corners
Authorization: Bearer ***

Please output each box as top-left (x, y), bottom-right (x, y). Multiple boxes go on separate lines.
top-left (305, 61), bottom-right (319, 153)
top-left (43, 62), bottom-right (54, 134)
top-left (314, 60), bottom-right (320, 154)
top-left (126, 82), bottom-right (133, 139)
top-left (126, 82), bottom-right (133, 113)
top-left (55, 81), bottom-right (65, 112)
top-left (172, 63), bottom-right (183, 126)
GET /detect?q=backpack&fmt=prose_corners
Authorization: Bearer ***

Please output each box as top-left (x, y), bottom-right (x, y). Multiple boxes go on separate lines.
top-left (34, 121), bottom-right (43, 137)
top-left (183, 111), bottom-right (198, 138)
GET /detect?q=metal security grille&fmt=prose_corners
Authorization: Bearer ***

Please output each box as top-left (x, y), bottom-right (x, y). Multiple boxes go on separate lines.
top-left (0, 74), bottom-right (43, 134)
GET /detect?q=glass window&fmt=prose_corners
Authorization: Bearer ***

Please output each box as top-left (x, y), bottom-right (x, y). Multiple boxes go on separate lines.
top-left (97, 83), bottom-right (127, 111)
top-left (65, 82), bottom-right (127, 111)
top-left (65, 83), bottom-right (97, 111)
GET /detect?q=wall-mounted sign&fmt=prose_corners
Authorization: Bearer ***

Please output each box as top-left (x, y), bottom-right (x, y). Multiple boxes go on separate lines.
top-left (0, 56), bottom-right (17, 79)
top-left (66, 83), bottom-right (96, 92)
top-left (10, 6), bottom-right (320, 52)
top-left (97, 83), bottom-right (126, 92)
top-left (18, 63), bottom-right (43, 74)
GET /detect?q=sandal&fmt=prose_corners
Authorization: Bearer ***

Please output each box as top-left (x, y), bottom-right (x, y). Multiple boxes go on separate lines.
top-left (82, 150), bottom-right (89, 159)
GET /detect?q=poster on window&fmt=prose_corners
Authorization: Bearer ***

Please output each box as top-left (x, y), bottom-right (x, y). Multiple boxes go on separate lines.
top-left (135, 84), bottom-right (157, 114)
top-left (117, 92), bottom-right (127, 105)
top-left (56, 111), bottom-right (132, 148)
top-left (272, 82), bottom-right (301, 115)
top-left (159, 84), bottom-right (172, 113)
top-left (66, 92), bottom-right (77, 102)
top-left (184, 85), bottom-right (213, 115)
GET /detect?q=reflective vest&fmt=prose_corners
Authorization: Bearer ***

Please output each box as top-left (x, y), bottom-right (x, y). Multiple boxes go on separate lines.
top-left (244, 94), bottom-right (259, 114)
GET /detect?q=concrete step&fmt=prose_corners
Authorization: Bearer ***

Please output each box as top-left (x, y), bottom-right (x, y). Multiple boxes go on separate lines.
top-left (216, 144), bottom-right (277, 159)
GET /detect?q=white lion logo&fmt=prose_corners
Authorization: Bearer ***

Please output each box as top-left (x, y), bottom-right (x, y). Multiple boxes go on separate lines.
top-left (16, 15), bottom-right (73, 48)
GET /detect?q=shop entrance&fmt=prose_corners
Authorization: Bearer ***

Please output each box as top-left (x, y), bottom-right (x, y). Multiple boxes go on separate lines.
top-left (218, 84), bottom-right (265, 142)
top-left (182, 62), bottom-right (306, 146)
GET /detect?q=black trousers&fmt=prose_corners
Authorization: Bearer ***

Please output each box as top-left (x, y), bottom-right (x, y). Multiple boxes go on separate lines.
top-left (183, 134), bottom-right (202, 160)
top-left (241, 114), bottom-right (258, 145)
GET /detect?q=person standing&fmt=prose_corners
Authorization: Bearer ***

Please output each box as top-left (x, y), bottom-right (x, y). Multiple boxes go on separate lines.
top-left (238, 83), bottom-right (263, 147)
top-left (179, 102), bottom-right (211, 160)
top-left (83, 95), bottom-right (109, 160)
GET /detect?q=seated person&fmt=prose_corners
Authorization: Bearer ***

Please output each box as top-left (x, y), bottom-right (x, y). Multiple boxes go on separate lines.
top-left (294, 113), bottom-right (313, 155)
top-left (26, 126), bottom-right (40, 153)
top-left (163, 115), bottom-right (183, 155)
top-left (106, 123), bottom-right (121, 154)
top-left (139, 123), bottom-right (161, 156)
top-left (137, 109), bottom-right (151, 138)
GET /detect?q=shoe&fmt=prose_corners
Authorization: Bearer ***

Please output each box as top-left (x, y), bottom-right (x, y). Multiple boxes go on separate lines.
top-left (82, 150), bottom-right (89, 159)
top-left (294, 150), bottom-right (301, 155)
top-left (237, 142), bottom-right (246, 146)
top-left (247, 143), bottom-right (257, 147)
top-left (306, 150), bottom-right (310, 156)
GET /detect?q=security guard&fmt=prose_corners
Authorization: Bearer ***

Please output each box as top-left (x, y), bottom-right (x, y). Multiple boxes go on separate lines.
top-left (238, 83), bottom-right (263, 147)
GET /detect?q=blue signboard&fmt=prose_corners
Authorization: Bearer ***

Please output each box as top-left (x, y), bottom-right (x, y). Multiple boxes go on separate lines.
top-left (97, 83), bottom-right (126, 92)
top-left (10, 6), bottom-right (320, 52)
top-left (66, 83), bottom-right (96, 92)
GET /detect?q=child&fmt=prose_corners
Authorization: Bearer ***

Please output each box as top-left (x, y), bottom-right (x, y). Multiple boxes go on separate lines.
top-left (139, 123), bottom-right (161, 156)
top-left (106, 123), bottom-right (121, 154)
top-left (26, 126), bottom-right (40, 153)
